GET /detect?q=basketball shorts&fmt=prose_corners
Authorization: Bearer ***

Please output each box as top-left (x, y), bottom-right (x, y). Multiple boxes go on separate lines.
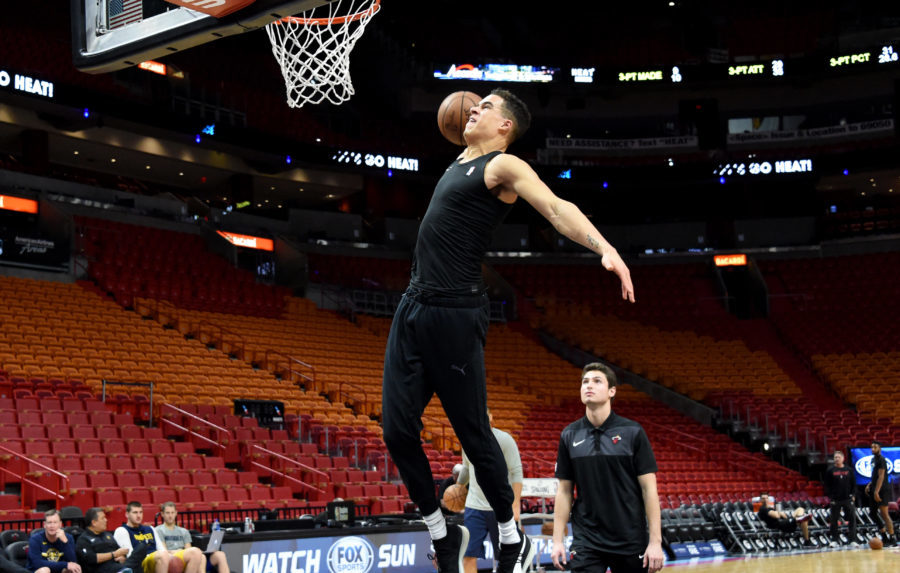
top-left (569, 549), bottom-right (648, 573)
top-left (462, 507), bottom-right (499, 558)
top-left (140, 553), bottom-right (160, 573)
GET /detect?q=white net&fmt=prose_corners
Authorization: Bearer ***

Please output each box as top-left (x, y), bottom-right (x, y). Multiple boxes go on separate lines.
top-left (266, 0), bottom-right (381, 107)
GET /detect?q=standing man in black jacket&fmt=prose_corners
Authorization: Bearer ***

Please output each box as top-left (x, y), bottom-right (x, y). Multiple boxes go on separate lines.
top-left (823, 450), bottom-right (857, 546)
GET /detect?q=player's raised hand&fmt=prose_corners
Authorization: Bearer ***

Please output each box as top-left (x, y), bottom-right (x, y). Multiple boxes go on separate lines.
top-left (601, 249), bottom-right (635, 302)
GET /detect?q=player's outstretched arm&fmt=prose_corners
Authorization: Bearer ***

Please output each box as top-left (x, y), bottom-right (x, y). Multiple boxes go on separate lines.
top-left (490, 154), bottom-right (635, 302)
top-left (638, 473), bottom-right (665, 573)
top-left (551, 479), bottom-right (574, 570)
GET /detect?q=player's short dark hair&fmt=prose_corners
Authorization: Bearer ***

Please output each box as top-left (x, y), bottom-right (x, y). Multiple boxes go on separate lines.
top-left (85, 507), bottom-right (104, 525)
top-left (872, 440), bottom-right (883, 447)
top-left (491, 88), bottom-right (531, 142)
top-left (126, 501), bottom-right (142, 512)
top-left (582, 362), bottom-right (618, 387)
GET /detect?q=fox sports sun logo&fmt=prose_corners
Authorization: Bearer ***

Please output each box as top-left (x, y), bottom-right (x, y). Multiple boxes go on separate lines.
top-left (327, 537), bottom-right (375, 573)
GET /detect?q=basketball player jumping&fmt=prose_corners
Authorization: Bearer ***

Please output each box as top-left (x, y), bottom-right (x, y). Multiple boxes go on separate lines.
top-left (382, 88), bottom-right (634, 573)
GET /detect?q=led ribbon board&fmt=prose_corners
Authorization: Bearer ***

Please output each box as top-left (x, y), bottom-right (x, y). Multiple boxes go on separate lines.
top-left (434, 63), bottom-right (557, 83)
top-left (716, 159), bottom-right (813, 176)
top-left (331, 150), bottom-right (419, 172)
top-left (0, 195), bottom-right (39, 214)
top-left (0, 69), bottom-right (54, 98)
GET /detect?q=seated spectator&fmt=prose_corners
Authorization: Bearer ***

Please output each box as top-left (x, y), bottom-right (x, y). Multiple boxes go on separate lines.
top-left (75, 508), bottom-right (131, 573)
top-left (757, 494), bottom-right (812, 546)
top-left (154, 503), bottom-right (220, 573)
top-left (27, 510), bottom-right (82, 573)
top-left (113, 502), bottom-right (170, 573)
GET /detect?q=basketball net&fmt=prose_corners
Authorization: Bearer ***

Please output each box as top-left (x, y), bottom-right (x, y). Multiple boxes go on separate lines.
top-left (266, 0), bottom-right (381, 107)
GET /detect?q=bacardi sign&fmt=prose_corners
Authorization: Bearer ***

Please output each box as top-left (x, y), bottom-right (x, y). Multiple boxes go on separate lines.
top-left (216, 230), bottom-right (274, 251)
top-left (714, 254), bottom-right (747, 267)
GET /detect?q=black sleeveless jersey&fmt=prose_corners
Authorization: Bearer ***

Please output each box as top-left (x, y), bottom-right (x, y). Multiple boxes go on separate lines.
top-left (410, 151), bottom-right (513, 294)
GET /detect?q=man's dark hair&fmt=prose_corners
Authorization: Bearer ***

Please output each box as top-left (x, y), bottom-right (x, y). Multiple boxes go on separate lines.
top-left (491, 88), bottom-right (531, 142)
top-left (85, 507), bottom-right (104, 526)
top-left (872, 440), bottom-right (883, 447)
top-left (582, 362), bottom-right (618, 387)
top-left (126, 501), bottom-right (142, 512)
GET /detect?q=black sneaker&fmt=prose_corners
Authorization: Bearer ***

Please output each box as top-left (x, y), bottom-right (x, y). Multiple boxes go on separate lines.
top-left (431, 524), bottom-right (469, 573)
top-left (497, 531), bottom-right (535, 573)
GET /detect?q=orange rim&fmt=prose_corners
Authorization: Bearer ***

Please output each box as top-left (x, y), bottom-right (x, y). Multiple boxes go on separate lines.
top-left (279, 0), bottom-right (380, 25)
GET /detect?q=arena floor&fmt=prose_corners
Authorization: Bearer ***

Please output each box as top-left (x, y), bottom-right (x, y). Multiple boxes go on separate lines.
top-left (664, 545), bottom-right (899, 573)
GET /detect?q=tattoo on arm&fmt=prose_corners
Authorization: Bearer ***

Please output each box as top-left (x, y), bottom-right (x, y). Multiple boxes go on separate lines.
top-left (586, 234), bottom-right (599, 249)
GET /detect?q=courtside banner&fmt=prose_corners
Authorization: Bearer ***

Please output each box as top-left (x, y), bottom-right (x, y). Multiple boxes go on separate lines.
top-left (216, 230), bottom-right (274, 251)
top-left (229, 531), bottom-right (455, 573)
top-left (0, 194), bottom-right (39, 214)
top-left (849, 446), bottom-right (900, 486)
top-left (221, 523), bottom-right (570, 572)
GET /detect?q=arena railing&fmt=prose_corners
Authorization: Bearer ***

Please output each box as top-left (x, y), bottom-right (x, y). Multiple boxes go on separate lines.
top-left (158, 402), bottom-right (232, 457)
top-left (246, 444), bottom-right (328, 498)
top-left (263, 349), bottom-right (318, 392)
top-left (0, 446), bottom-right (69, 513)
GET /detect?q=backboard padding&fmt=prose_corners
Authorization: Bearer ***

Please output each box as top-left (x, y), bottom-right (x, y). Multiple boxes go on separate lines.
top-left (71, 0), bottom-right (332, 73)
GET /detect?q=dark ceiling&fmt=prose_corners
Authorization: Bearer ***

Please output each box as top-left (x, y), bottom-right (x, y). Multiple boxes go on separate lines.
top-left (2, 1), bottom-right (900, 218)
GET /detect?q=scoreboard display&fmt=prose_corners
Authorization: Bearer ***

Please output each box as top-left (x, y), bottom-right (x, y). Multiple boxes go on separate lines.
top-left (433, 43), bottom-right (900, 87)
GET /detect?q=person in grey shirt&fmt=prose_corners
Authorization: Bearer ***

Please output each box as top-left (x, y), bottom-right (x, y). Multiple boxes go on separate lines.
top-left (153, 504), bottom-right (206, 573)
top-left (459, 409), bottom-right (524, 573)
top-left (155, 503), bottom-right (229, 573)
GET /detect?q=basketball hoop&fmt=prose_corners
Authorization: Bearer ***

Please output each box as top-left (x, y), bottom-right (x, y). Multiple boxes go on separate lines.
top-left (266, 0), bottom-right (381, 107)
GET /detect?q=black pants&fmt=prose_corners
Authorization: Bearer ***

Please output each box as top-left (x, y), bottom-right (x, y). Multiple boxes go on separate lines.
top-left (772, 517), bottom-right (798, 533)
top-left (829, 499), bottom-right (857, 540)
top-left (382, 287), bottom-right (514, 521)
top-left (868, 489), bottom-right (890, 530)
top-left (569, 549), bottom-right (647, 573)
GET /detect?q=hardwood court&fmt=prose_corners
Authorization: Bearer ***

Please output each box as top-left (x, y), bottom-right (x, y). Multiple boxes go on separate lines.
top-left (667, 547), bottom-right (899, 573)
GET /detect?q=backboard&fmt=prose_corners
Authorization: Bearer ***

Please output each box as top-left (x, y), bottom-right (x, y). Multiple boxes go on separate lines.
top-left (71, 0), bottom-right (331, 74)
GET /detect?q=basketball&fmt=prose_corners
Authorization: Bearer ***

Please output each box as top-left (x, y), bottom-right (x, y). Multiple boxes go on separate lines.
top-left (168, 557), bottom-right (186, 573)
top-left (442, 483), bottom-right (468, 513)
top-left (437, 91), bottom-right (481, 145)
top-left (868, 536), bottom-right (883, 550)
